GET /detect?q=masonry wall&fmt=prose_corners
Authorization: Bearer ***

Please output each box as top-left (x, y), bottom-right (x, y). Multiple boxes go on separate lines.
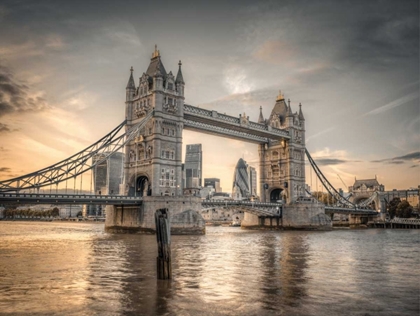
top-left (282, 202), bottom-right (331, 230)
top-left (241, 201), bottom-right (332, 230)
top-left (105, 196), bottom-right (205, 234)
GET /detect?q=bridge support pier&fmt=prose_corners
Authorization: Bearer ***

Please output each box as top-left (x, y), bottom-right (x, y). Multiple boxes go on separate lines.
top-left (105, 196), bottom-right (205, 235)
top-left (349, 213), bottom-right (379, 228)
top-left (241, 200), bottom-right (332, 230)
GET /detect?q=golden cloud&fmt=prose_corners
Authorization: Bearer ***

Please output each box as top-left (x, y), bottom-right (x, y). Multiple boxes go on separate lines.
top-left (252, 40), bottom-right (296, 65)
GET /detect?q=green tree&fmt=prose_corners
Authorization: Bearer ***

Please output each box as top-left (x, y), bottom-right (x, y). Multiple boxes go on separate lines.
top-left (52, 207), bottom-right (60, 217)
top-left (396, 200), bottom-right (413, 218)
top-left (388, 197), bottom-right (401, 219)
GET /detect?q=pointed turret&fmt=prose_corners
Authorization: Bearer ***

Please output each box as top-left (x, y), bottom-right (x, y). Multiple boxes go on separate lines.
top-left (258, 106), bottom-right (264, 123)
top-left (146, 45), bottom-right (167, 79)
top-left (126, 66), bottom-right (135, 90)
top-left (126, 66), bottom-right (135, 103)
top-left (176, 60), bottom-right (184, 84)
top-left (286, 99), bottom-right (293, 117)
top-left (298, 103), bottom-right (305, 120)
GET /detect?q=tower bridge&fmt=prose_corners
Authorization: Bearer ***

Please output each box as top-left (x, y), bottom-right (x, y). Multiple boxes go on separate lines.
top-left (0, 46), bottom-right (381, 233)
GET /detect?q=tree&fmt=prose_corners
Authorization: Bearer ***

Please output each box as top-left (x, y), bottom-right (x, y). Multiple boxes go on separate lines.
top-left (52, 207), bottom-right (60, 217)
top-left (396, 200), bottom-right (413, 218)
top-left (387, 197), bottom-right (401, 219)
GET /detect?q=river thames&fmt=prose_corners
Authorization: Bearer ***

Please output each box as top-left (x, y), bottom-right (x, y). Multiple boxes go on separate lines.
top-left (0, 221), bottom-right (418, 315)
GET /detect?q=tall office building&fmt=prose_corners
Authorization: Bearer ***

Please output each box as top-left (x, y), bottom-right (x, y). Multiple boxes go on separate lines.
top-left (93, 152), bottom-right (124, 195)
top-left (232, 158), bottom-right (257, 200)
top-left (204, 178), bottom-right (221, 192)
top-left (184, 144), bottom-right (202, 188)
top-left (248, 166), bottom-right (257, 197)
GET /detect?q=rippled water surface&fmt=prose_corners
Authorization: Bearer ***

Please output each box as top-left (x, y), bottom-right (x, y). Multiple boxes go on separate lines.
top-left (0, 222), bottom-right (419, 315)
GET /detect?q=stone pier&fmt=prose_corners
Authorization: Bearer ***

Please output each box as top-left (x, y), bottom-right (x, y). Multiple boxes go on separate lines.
top-left (241, 199), bottom-right (332, 230)
top-left (105, 196), bottom-right (205, 234)
top-left (348, 213), bottom-right (380, 228)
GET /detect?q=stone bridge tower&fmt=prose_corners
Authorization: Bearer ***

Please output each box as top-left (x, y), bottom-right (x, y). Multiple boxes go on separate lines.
top-left (123, 46), bottom-right (185, 197)
top-left (258, 91), bottom-right (306, 203)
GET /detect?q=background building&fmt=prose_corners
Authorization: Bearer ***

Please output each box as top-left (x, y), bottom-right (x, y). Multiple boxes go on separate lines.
top-left (184, 144), bottom-right (202, 189)
top-left (232, 158), bottom-right (258, 200)
top-left (248, 166), bottom-right (257, 197)
top-left (204, 178), bottom-right (221, 192)
top-left (93, 152), bottom-right (124, 195)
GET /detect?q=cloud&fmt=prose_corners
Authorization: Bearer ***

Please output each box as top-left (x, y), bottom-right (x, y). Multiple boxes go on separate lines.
top-left (314, 158), bottom-right (347, 166)
top-left (364, 92), bottom-right (419, 116)
top-left (0, 122), bottom-right (11, 133)
top-left (253, 40), bottom-right (296, 65)
top-left (0, 65), bottom-right (49, 116)
top-left (0, 167), bottom-right (11, 173)
top-left (393, 152), bottom-right (420, 161)
top-left (371, 151), bottom-right (420, 164)
top-left (45, 34), bottom-right (65, 50)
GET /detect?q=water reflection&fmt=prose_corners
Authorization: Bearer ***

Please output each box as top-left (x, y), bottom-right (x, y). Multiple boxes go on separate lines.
top-left (256, 232), bottom-right (310, 313)
top-left (0, 223), bottom-right (419, 316)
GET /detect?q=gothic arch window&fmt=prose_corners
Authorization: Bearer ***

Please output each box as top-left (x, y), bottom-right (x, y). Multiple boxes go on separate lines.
top-left (137, 145), bottom-right (144, 161)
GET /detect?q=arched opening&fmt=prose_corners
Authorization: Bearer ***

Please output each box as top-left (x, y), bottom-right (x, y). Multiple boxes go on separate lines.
top-left (270, 188), bottom-right (283, 203)
top-left (129, 175), bottom-right (150, 197)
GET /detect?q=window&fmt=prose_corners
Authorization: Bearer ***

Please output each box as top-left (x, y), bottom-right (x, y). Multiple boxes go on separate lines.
top-left (168, 83), bottom-right (173, 90)
top-left (149, 128), bottom-right (152, 135)
top-left (161, 150), bottom-right (165, 158)
top-left (171, 129), bottom-right (175, 136)
top-left (168, 98), bottom-right (173, 105)
top-left (170, 152), bottom-right (174, 160)
top-left (165, 151), bottom-right (170, 159)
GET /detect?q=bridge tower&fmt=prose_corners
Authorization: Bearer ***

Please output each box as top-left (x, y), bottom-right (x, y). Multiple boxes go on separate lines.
top-left (258, 91), bottom-right (306, 203)
top-left (123, 46), bottom-right (185, 197)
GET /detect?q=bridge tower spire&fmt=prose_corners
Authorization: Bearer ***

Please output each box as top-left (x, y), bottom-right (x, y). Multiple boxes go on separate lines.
top-left (123, 46), bottom-right (185, 197)
top-left (258, 106), bottom-right (264, 124)
top-left (259, 91), bottom-right (306, 203)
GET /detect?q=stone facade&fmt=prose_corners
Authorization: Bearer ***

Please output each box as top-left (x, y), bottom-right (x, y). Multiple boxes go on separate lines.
top-left (124, 46), bottom-right (185, 198)
top-left (241, 198), bottom-right (331, 230)
top-left (105, 196), bottom-right (205, 234)
top-left (258, 92), bottom-right (306, 204)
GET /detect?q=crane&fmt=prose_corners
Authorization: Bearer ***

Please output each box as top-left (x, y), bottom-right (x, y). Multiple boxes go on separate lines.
top-left (337, 174), bottom-right (348, 189)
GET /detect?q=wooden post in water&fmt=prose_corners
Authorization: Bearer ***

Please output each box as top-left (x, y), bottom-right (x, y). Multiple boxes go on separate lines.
top-left (155, 208), bottom-right (171, 280)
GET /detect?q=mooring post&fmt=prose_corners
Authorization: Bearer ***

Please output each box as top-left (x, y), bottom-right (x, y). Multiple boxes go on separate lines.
top-left (155, 208), bottom-right (172, 280)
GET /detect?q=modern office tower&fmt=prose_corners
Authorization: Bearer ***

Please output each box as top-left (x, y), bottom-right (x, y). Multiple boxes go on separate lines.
top-left (184, 144), bottom-right (202, 188)
top-left (93, 152), bottom-right (124, 195)
top-left (232, 158), bottom-right (258, 200)
top-left (204, 178), bottom-right (221, 192)
top-left (248, 166), bottom-right (257, 197)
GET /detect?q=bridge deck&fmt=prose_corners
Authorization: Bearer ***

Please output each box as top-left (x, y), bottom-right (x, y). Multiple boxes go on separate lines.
top-left (0, 193), bottom-right (143, 205)
top-left (183, 104), bottom-right (289, 143)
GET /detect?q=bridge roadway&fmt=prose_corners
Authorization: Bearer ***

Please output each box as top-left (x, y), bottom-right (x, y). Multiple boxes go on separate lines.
top-left (0, 193), bottom-right (143, 205)
top-left (0, 193), bottom-right (378, 216)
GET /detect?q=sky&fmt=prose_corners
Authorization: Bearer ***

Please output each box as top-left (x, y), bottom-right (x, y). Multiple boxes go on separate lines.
top-left (0, 0), bottom-right (418, 193)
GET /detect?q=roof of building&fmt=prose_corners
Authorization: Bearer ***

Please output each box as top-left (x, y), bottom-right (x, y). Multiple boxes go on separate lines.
top-left (258, 106), bottom-right (264, 124)
top-left (176, 60), bottom-right (184, 84)
top-left (352, 178), bottom-right (380, 189)
top-left (145, 46), bottom-right (167, 79)
top-left (298, 103), bottom-right (305, 120)
top-left (126, 66), bottom-right (136, 89)
top-left (269, 91), bottom-right (288, 122)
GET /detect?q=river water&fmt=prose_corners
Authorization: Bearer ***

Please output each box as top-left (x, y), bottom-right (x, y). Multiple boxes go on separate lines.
top-left (0, 222), bottom-right (419, 316)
